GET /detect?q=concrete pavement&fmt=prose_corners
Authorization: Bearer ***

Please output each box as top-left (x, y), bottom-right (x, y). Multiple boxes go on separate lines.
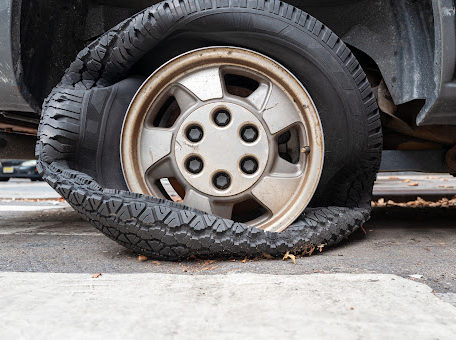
top-left (0, 178), bottom-right (60, 199)
top-left (373, 172), bottom-right (456, 201)
top-left (0, 272), bottom-right (455, 339)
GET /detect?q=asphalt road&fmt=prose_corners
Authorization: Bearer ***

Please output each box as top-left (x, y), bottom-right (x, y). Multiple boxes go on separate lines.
top-left (0, 176), bottom-right (455, 294)
top-left (0, 200), bottom-right (455, 292)
top-left (0, 176), bottom-right (455, 338)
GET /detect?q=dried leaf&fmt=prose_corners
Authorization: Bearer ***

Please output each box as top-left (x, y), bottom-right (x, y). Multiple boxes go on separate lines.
top-left (408, 182), bottom-right (419, 187)
top-left (262, 253), bottom-right (274, 259)
top-left (241, 258), bottom-right (247, 263)
top-left (371, 195), bottom-right (456, 208)
top-left (138, 255), bottom-right (148, 262)
top-left (304, 245), bottom-right (316, 256)
top-left (92, 273), bottom-right (102, 279)
top-left (317, 244), bottom-right (326, 252)
top-left (282, 251), bottom-right (296, 264)
top-left (151, 261), bottom-right (161, 265)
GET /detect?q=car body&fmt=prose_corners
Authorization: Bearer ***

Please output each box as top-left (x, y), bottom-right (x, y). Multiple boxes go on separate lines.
top-left (0, 0), bottom-right (455, 172)
top-left (0, 159), bottom-right (41, 181)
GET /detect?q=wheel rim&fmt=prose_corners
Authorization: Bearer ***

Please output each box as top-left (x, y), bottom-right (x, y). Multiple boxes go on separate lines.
top-left (121, 47), bottom-right (324, 232)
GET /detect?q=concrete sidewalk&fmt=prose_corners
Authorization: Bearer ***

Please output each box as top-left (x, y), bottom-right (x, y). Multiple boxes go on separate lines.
top-left (0, 272), bottom-right (455, 339)
top-left (373, 172), bottom-right (456, 200)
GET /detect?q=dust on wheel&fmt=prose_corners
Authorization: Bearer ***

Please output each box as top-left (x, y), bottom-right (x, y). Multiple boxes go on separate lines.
top-left (121, 47), bottom-right (324, 232)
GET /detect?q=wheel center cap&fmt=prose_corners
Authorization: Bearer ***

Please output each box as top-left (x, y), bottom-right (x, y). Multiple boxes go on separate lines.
top-left (174, 102), bottom-right (269, 197)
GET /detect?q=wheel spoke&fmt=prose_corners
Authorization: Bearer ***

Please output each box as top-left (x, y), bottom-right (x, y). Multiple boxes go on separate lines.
top-left (246, 82), bottom-right (270, 110)
top-left (183, 189), bottom-right (211, 213)
top-left (209, 201), bottom-right (234, 219)
top-left (177, 66), bottom-right (224, 101)
top-left (251, 174), bottom-right (303, 215)
top-left (182, 190), bottom-right (234, 218)
top-left (271, 157), bottom-right (301, 176)
top-left (172, 86), bottom-right (198, 113)
top-left (140, 127), bottom-right (174, 172)
top-left (146, 157), bottom-right (175, 182)
top-left (182, 189), bottom-right (233, 218)
top-left (262, 84), bottom-right (301, 134)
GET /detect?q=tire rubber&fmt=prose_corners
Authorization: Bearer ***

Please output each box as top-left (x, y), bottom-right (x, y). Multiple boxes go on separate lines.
top-left (36, 0), bottom-right (382, 260)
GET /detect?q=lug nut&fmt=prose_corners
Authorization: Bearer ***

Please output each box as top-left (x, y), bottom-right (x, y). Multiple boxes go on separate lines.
top-left (185, 156), bottom-right (204, 174)
top-left (240, 125), bottom-right (259, 143)
top-left (186, 124), bottom-right (203, 143)
top-left (213, 109), bottom-right (231, 127)
top-left (240, 156), bottom-right (259, 175)
top-left (212, 171), bottom-right (231, 190)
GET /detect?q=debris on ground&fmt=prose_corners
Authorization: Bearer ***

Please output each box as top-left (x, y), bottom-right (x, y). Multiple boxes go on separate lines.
top-left (201, 260), bottom-right (219, 271)
top-left (372, 196), bottom-right (456, 208)
top-left (303, 245), bottom-right (316, 256)
top-left (283, 251), bottom-right (296, 264)
top-left (409, 274), bottom-right (424, 279)
top-left (179, 260), bottom-right (220, 273)
top-left (137, 255), bottom-right (148, 262)
top-left (91, 273), bottom-right (102, 279)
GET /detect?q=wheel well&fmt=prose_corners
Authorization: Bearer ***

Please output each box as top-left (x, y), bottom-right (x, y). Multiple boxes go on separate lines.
top-left (20, 0), bottom-right (436, 110)
top-left (21, 0), bottom-right (449, 151)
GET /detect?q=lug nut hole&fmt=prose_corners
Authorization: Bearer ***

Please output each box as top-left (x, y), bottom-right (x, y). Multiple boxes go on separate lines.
top-left (240, 125), bottom-right (259, 143)
top-left (213, 109), bottom-right (231, 127)
top-left (240, 156), bottom-right (259, 175)
top-left (212, 171), bottom-right (231, 190)
top-left (185, 124), bottom-right (204, 143)
top-left (185, 156), bottom-right (204, 174)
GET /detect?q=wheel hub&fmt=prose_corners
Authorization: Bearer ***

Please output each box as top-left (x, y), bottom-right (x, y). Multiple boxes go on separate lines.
top-left (121, 46), bottom-right (324, 232)
top-left (174, 102), bottom-right (269, 197)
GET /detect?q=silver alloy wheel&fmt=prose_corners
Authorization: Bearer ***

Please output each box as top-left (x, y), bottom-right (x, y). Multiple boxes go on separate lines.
top-left (121, 47), bottom-right (324, 232)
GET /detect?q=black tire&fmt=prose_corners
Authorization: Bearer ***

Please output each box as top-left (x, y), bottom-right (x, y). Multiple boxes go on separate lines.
top-left (36, 0), bottom-right (382, 260)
